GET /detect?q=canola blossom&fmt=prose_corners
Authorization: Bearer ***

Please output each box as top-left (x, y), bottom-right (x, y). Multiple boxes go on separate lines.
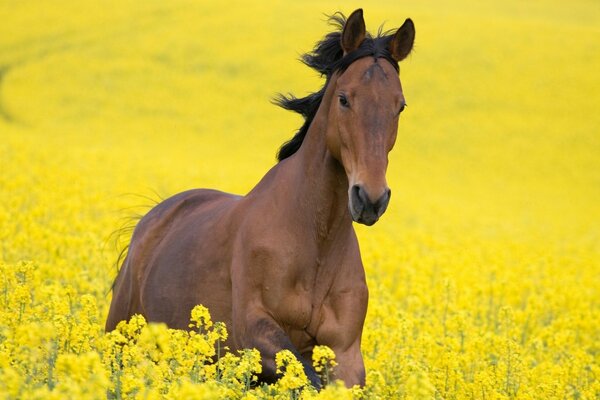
top-left (1, 0), bottom-right (599, 398)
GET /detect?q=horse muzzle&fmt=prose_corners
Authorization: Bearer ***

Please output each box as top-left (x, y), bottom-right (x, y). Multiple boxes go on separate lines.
top-left (349, 184), bottom-right (391, 226)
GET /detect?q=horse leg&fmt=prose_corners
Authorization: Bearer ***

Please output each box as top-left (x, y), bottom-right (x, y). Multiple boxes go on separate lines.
top-left (234, 314), bottom-right (321, 389)
top-left (330, 341), bottom-right (366, 387)
top-left (105, 256), bottom-right (135, 331)
top-left (315, 257), bottom-right (369, 387)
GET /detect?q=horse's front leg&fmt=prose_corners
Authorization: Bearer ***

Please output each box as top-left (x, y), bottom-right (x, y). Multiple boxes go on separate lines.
top-left (230, 237), bottom-right (322, 388)
top-left (232, 309), bottom-right (321, 388)
top-left (330, 341), bottom-right (366, 387)
top-left (316, 276), bottom-right (369, 387)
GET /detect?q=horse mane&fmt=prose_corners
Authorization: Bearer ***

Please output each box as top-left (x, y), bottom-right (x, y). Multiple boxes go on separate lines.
top-left (275, 12), bottom-right (400, 162)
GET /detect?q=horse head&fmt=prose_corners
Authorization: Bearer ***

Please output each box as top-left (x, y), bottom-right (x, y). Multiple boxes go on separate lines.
top-left (326, 10), bottom-right (415, 225)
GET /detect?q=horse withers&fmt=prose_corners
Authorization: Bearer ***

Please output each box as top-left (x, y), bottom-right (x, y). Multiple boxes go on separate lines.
top-left (106, 9), bottom-right (415, 388)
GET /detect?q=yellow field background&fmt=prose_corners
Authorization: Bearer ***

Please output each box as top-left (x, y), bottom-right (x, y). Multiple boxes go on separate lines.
top-left (1, 0), bottom-right (599, 398)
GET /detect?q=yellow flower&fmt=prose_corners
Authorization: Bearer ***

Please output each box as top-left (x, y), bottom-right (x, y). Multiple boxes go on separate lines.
top-left (275, 350), bottom-right (309, 393)
top-left (312, 345), bottom-right (337, 386)
top-left (189, 305), bottom-right (213, 330)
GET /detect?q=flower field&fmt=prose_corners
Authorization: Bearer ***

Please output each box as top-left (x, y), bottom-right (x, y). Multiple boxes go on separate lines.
top-left (1, 0), bottom-right (599, 398)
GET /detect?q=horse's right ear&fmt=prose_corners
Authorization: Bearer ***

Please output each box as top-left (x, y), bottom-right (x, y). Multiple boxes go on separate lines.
top-left (341, 9), bottom-right (366, 55)
top-left (389, 18), bottom-right (415, 62)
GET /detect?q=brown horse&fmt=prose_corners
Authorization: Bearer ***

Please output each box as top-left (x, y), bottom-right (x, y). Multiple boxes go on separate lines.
top-left (106, 9), bottom-right (415, 388)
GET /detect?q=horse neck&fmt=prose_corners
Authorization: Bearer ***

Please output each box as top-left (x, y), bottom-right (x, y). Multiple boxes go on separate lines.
top-left (286, 74), bottom-right (352, 240)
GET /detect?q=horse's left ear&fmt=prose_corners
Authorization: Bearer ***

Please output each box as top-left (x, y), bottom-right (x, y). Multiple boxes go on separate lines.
top-left (341, 9), bottom-right (366, 54)
top-left (389, 19), bottom-right (415, 62)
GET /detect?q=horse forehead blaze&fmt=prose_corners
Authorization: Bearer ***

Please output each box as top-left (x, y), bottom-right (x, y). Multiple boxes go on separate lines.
top-left (337, 57), bottom-right (403, 99)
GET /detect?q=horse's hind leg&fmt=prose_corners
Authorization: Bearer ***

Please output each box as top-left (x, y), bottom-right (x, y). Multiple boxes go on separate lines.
top-left (105, 256), bottom-right (136, 331)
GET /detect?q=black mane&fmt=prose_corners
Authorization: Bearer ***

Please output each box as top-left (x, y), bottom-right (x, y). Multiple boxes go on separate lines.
top-left (275, 13), bottom-right (400, 162)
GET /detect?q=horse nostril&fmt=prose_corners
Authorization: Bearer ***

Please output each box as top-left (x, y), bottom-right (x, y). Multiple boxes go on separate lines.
top-left (373, 188), bottom-right (391, 216)
top-left (350, 185), bottom-right (390, 223)
top-left (351, 185), bottom-right (364, 212)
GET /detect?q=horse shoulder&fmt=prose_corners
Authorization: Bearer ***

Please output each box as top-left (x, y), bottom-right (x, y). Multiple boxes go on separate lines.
top-left (228, 198), bottom-right (318, 330)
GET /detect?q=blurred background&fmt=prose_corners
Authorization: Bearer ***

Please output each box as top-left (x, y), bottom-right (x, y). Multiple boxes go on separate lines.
top-left (2, 1), bottom-right (598, 239)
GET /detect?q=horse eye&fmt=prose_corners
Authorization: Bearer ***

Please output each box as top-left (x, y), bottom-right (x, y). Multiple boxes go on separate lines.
top-left (339, 95), bottom-right (349, 108)
top-left (398, 103), bottom-right (407, 115)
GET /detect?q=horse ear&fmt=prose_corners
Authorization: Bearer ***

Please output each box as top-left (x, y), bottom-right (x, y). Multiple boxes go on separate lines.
top-left (341, 9), bottom-right (366, 54)
top-left (389, 19), bottom-right (415, 62)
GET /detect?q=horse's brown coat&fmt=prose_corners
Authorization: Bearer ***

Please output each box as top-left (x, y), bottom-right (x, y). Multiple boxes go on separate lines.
top-left (106, 9), bottom-right (415, 388)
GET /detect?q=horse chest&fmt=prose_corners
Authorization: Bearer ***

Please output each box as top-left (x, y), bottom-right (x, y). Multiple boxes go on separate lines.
top-left (262, 255), bottom-right (338, 331)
